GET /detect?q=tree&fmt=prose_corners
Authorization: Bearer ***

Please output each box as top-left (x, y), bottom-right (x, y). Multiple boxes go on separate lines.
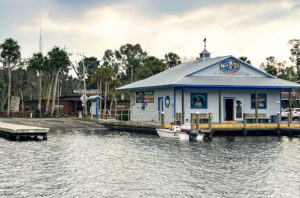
top-left (163, 52), bottom-right (181, 69)
top-left (260, 56), bottom-right (296, 81)
top-left (91, 67), bottom-right (105, 117)
top-left (239, 56), bottom-right (251, 64)
top-left (119, 44), bottom-right (148, 83)
top-left (0, 38), bottom-right (21, 115)
top-left (102, 67), bottom-right (115, 117)
top-left (288, 39), bottom-right (300, 79)
top-left (260, 56), bottom-right (278, 77)
top-left (28, 52), bottom-right (46, 116)
top-left (47, 47), bottom-right (69, 115)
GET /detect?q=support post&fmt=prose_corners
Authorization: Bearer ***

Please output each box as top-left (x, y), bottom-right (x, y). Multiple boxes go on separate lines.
top-left (96, 100), bottom-right (98, 119)
top-left (277, 112), bottom-right (280, 135)
top-left (289, 90), bottom-right (292, 127)
top-left (219, 90), bottom-right (222, 123)
top-left (255, 91), bottom-right (258, 123)
top-left (208, 113), bottom-right (212, 130)
top-left (181, 89), bottom-right (184, 124)
top-left (121, 110), bottom-right (123, 121)
top-left (243, 113), bottom-right (247, 135)
top-left (161, 112), bottom-right (165, 127)
top-left (196, 112), bottom-right (199, 131)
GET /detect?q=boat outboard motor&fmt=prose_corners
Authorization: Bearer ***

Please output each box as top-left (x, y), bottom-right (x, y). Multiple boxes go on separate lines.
top-left (189, 129), bottom-right (198, 141)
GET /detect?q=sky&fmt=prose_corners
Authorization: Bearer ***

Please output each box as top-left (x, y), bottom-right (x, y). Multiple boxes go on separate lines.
top-left (0, 0), bottom-right (300, 66)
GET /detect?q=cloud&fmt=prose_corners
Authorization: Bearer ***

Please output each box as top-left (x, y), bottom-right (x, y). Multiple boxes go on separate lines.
top-left (3, 0), bottom-right (300, 67)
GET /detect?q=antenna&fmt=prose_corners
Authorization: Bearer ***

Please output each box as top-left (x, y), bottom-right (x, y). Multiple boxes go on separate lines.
top-left (204, 37), bottom-right (207, 49)
top-left (39, 19), bottom-right (43, 54)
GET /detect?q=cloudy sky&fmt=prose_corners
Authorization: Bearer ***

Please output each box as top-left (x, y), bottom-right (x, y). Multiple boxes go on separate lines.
top-left (0, 0), bottom-right (300, 66)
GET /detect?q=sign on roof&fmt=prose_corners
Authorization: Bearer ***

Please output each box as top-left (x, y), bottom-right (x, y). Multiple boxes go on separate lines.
top-left (219, 59), bottom-right (240, 73)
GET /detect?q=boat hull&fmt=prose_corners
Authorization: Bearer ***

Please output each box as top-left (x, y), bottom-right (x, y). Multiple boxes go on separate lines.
top-left (156, 129), bottom-right (180, 139)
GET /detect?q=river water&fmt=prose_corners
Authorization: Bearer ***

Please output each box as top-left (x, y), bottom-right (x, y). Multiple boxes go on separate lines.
top-left (0, 129), bottom-right (299, 198)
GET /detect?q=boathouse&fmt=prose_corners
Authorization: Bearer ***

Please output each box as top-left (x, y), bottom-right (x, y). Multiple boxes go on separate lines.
top-left (117, 46), bottom-right (300, 124)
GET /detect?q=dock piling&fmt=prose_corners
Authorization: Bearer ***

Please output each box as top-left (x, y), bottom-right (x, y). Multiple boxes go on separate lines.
top-left (161, 112), bottom-right (165, 127)
top-left (277, 112), bottom-right (281, 135)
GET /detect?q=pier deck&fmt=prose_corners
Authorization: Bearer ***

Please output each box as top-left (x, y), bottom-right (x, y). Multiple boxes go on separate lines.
top-left (0, 122), bottom-right (49, 140)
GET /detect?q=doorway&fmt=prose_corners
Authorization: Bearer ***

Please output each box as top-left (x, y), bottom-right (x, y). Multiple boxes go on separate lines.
top-left (225, 98), bottom-right (234, 121)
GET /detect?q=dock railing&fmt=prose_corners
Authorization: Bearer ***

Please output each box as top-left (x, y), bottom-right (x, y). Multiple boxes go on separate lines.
top-left (92, 109), bottom-right (159, 123)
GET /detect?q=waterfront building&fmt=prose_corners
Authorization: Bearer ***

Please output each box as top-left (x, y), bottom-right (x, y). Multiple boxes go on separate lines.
top-left (117, 45), bottom-right (300, 124)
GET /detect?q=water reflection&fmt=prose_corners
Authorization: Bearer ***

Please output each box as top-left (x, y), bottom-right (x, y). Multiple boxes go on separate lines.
top-left (0, 131), bottom-right (299, 198)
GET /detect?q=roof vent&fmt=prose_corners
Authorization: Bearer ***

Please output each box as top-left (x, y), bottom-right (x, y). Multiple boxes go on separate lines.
top-left (199, 38), bottom-right (211, 62)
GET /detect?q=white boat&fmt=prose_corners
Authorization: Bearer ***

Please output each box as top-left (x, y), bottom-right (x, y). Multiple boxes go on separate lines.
top-left (156, 125), bottom-right (205, 141)
top-left (156, 125), bottom-right (181, 139)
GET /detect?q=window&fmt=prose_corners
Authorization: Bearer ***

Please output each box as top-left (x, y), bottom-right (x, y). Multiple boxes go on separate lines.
top-left (251, 93), bottom-right (267, 109)
top-left (190, 93), bottom-right (207, 109)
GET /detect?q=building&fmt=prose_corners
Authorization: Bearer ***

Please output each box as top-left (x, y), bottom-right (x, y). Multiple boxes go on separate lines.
top-left (117, 46), bottom-right (300, 124)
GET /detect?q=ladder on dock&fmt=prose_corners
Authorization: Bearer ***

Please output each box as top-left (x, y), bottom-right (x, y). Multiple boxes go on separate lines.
top-left (0, 122), bottom-right (49, 141)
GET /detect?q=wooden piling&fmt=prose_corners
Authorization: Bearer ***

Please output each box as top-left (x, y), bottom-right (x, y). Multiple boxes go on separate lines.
top-left (277, 112), bottom-right (281, 135)
top-left (255, 91), bottom-right (258, 123)
top-left (161, 112), bottom-right (165, 127)
top-left (196, 112), bottom-right (199, 131)
top-left (208, 113), bottom-right (213, 139)
top-left (243, 113), bottom-right (247, 135)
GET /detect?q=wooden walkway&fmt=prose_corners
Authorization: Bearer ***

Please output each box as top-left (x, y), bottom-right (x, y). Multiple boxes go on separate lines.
top-left (0, 122), bottom-right (49, 141)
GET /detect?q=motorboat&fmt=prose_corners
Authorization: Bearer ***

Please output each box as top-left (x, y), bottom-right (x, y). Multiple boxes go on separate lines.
top-left (156, 125), bottom-right (204, 141)
top-left (156, 125), bottom-right (182, 139)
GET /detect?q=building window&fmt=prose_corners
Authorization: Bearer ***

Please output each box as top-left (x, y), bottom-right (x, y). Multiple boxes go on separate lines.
top-left (251, 93), bottom-right (267, 109)
top-left (190, 93), bottom-right (207, 109)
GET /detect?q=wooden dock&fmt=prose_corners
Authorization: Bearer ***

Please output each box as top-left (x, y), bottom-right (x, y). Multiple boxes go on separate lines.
top-left (0, 122), bottom-right (49, 141)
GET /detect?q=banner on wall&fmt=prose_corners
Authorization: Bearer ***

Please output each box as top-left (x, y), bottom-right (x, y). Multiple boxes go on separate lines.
top-left (136, 91), bottom-right (154, 103)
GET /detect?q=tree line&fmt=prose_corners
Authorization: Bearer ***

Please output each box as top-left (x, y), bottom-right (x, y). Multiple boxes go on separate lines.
top-left (0, 39), bottom-right (181, 116)
top-left (0, 37), bottom-right (299, 117)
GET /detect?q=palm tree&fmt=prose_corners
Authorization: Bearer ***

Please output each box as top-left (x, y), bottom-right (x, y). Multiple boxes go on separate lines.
top-left (102, 67), bottom-right (115, 117)
top-left (109, 78), bottom-right (122, 116)
top-left (91, 67), bottom-right (104, 118)
top-left (0, 38), bottom-right (21, 116)
top-left (47, 47), bottom-right (69, 115)
top-left (28, 53), bottom-right (46, 116)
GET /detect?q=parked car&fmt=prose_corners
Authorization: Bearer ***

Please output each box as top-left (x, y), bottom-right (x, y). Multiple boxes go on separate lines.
top-left (281, 108), bottom-right (300, 120)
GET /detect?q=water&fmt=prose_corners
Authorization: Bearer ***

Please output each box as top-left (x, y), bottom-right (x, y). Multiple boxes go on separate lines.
top-left (0, 130), bottom-right (299, 198)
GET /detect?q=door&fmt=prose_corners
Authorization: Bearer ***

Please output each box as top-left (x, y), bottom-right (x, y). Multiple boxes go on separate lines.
top-left (225, 98), bottom-right (234, 121)
top-left (158, 97), bottom-right (164, 121)
top-left (235, 99), bottom-right (243, 121)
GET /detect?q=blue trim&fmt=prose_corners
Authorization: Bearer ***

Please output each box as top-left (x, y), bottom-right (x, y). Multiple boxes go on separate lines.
top-left (117, 84), bottom-right (297, 91)
top-left (174, 88), bottom-right (176, 120)
top-left (185, 55), bottom-right (275, 78)
top-left (223, 97), bottom-right (235, 121)
top-left (280, 91), bottom-right (282, 121)
top-left (250, 93), bottom-right (267, 109)
top-left (158, 97), bottom-right (163, 121)
top-left (190, 93), bottom-right (208, 109)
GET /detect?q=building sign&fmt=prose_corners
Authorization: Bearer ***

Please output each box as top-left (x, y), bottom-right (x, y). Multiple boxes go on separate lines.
top-left (73, 89), bottom-right (98, 94)
top-left (136, 91), bottom-right (154, 103)
top-left (219, 59), bottom-right (240, 73)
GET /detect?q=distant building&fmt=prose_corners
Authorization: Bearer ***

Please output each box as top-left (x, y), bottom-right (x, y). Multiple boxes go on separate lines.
top-left (117, 46), bottom-right (300, 123)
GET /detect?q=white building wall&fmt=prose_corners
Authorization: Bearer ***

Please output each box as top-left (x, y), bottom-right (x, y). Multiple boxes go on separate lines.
top-left (176, 89), bottom-right (280, 123)
top-left (130, 88), bottom-right (175, 123)
top-left (130, 88), bottom-right (281, 123)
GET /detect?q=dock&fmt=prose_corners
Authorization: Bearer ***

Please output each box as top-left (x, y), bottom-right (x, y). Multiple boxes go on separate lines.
top-left (0, 122), bottom-right (49, 141)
